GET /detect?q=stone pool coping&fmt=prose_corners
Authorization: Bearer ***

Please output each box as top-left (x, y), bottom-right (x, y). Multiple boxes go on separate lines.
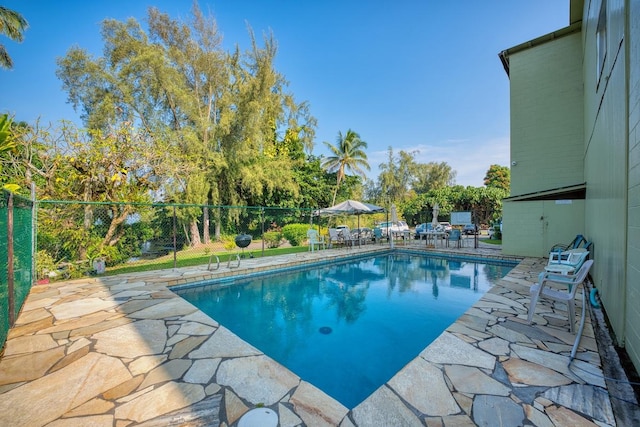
top-left (0, 243), bottom-right (622, 426)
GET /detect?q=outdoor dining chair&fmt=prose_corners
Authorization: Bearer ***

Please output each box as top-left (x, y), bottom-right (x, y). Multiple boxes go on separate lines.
top-left (328, 228), bottom-right (341, 248)
top-left (307, 229), bottom-right (325, 252)
top-left (447, 229), bottom-right (462, 248)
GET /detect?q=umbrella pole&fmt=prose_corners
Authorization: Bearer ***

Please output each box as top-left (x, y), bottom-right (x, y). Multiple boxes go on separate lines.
top-left (387, 206), bottom-right (393, 248)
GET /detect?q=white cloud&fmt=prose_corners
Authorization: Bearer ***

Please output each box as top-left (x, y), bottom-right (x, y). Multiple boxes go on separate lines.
top-left (367, 136), bottom-right (510, 187)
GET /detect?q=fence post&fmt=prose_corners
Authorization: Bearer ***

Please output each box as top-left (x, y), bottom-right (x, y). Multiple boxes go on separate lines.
top-left (172, 205), bottom-right (177, 269)
top-left (7, 193), bottom-right (15, 326)
top-left (473, 211), bottom-right (478, 249)
top-left (31, 183), bottom-right (36, 284)
top-left (260, 207), bottom-right (265, 257)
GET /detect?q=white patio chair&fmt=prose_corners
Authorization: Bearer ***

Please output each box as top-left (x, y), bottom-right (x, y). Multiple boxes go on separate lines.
top-left (528, 260), bottom-right (593, 333)
top-left (307, 229), bottom-right (325, 252)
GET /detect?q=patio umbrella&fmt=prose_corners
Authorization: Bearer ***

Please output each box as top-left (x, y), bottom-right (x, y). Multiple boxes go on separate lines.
top-left (315, 200), bottom-right (384, 245)
top-left (315, 199), bottom-right (385, 216)
top-left (432, 203), bottom-right (440, 228)
top-left (390, 204), bottom-right (398, 224)
top-left (390, 204), bottom-right (398, 248)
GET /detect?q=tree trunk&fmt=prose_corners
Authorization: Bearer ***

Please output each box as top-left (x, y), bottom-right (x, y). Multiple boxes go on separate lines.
top-left (203, 206), bottom-right (210, 244)
top-left (189, 219), bottom-right (202, 246)
top-left (214, 207), bottom-right (222, 240)
top-left (102, 205), bottom-right (132, 248)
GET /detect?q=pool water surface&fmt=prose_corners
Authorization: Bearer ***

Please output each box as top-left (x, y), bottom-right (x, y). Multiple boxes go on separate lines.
top-left (176, 253), bottom-right (514, 408)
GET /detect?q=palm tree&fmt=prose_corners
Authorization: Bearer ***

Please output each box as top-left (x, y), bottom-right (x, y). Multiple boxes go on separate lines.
top-left (0, 6), bottom-right (28, 69)
top-left (322, 129), bottom-right (370, 205)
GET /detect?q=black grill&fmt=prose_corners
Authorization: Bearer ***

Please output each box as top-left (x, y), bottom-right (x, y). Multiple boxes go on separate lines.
top-left (235, 234), bottom-right (252, 248)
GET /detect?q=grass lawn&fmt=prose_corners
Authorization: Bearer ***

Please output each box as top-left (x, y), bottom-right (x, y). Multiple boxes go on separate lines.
top-left (104, 245), bottom-right (309, 276)
top-left (483, 239), bottom-right (502, 245)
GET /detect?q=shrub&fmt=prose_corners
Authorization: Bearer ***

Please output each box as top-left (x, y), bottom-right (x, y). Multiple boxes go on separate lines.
top-left (221, 235), bottom-right (238, 251)
top-left (263, 231), bottom-right (283, 248)
top-left (36, 250), bottom-right (57, 279)
top-left (282, 224), bottom-right (309, 246)
top-left (492, 225), bottom-right (502, 240)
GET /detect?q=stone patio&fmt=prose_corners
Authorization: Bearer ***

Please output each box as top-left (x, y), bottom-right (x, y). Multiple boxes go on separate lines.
top-left (0, 241), bottom-right (629, 426)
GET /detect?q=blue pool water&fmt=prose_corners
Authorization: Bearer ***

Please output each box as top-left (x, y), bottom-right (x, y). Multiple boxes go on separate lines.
top-left (176, 253), bottom-right (515, 408)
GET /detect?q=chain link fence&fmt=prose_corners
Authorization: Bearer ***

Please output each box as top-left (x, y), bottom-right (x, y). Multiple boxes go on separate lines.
top-left (1, 191), bottom-right (34, 351)
top-left (35, 201), bottom-right (330, 280)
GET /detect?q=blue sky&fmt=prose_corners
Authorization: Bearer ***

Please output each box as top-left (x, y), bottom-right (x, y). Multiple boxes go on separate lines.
top-left (2, 1), bottom-right (568, 187)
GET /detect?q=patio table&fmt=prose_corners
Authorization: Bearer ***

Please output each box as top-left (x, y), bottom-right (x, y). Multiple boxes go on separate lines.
top-left (392, 230), bottom-right (411, 245)
top-left (420, 231), bottom-right (446, 247)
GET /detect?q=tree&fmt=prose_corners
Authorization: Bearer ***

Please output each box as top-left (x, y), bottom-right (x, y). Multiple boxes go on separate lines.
top-left (412, 161), bottom-right (456, 193)
top-left (484, 164), bottom-right (510, 191)
top-left (56, 4), bottom-right (315, 243)
top-left (377, 147), bottom-right (422, 204)
top-left (0, 6), bottom-right (28, 69)
top-left (322, 129), bottom-right (370, 205)
top-left (372, 148), bottom-right (456, 207)
top-left (54, 122), bottom-right (167, 259)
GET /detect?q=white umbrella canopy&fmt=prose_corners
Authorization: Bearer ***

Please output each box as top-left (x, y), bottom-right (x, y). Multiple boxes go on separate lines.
top-left (314, 200), bottom-right (385, 244)
top-left (315, 199), bottom-right (385, 216)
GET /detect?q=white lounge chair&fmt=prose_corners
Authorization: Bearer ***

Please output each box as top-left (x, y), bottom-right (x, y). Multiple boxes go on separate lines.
top-left (528, 260), bottom-right (594, 333)
top-left (544, 248), bottom-right (589, 275)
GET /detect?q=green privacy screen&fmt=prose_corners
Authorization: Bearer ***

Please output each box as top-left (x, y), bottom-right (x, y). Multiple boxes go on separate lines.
top-left (0, 191), bottom-right (34, 351)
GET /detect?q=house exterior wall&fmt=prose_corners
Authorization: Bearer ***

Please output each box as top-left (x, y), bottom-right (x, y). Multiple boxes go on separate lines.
top-left (503, 30), bottom-right (585, 257)
top-left (625, 0), bottom-right (640, 371)
top-left (503, 0), bottom-right (640, 371)
top-left (509, 32), bottom-right (584, 197)
top-left (582, 0), bottom-right (630, 347)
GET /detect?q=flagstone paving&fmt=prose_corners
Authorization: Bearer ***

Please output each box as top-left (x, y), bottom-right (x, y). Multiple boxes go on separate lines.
top-left (0, 241), bottom-right (628, 426)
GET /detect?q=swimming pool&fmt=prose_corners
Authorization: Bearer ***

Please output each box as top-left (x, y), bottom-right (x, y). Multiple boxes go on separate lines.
top-left (176, 253), bottom-right (515, 408)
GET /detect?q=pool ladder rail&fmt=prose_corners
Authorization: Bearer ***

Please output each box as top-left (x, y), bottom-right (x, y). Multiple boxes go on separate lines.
top-left (207, 253), bottom-right (241, 270)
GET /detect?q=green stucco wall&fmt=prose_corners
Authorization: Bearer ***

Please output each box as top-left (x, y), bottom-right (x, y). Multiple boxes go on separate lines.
top-left (625, 0), bottom-right (640, 371)
top-left (508, 32), bottom-right (585, 197)
top-left (582, 0), bottom-right (629, 348)
top-left (503, 200), bottom-right (585, 257)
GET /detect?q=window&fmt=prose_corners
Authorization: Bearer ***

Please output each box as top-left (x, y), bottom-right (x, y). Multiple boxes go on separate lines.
top-left (596, 0), bottom-right (607, 85)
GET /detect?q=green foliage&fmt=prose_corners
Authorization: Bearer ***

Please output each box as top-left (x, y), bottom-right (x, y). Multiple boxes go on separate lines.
top-left (412, 161), bottom-right (456, 193)
top-left (221, 235), bottom-right (237, 251)
top-left (492, 224), bottom-right (502, 240)
top-left (281, 223), bottom-right (309, 246)
top-left (400, 186), bottom-right (508, 227)
top-left (0, 114), bottom-right (15, 152)
top-left (484, 164), bottom-right (510, 191)
top-left (0, 6), bottom-right (29, 69)
top-left (293, 156), bottom-right (335, 208)
top-left (371, 147), bottom-right (456, 206)
top-left (35, 250), bottom-right (56, 279)
top-left (263, 231), bottom-right (283, 248)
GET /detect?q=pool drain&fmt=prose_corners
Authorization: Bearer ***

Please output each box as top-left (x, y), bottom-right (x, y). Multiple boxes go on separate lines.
top-left (319, 326), bottom-right (332, 334)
